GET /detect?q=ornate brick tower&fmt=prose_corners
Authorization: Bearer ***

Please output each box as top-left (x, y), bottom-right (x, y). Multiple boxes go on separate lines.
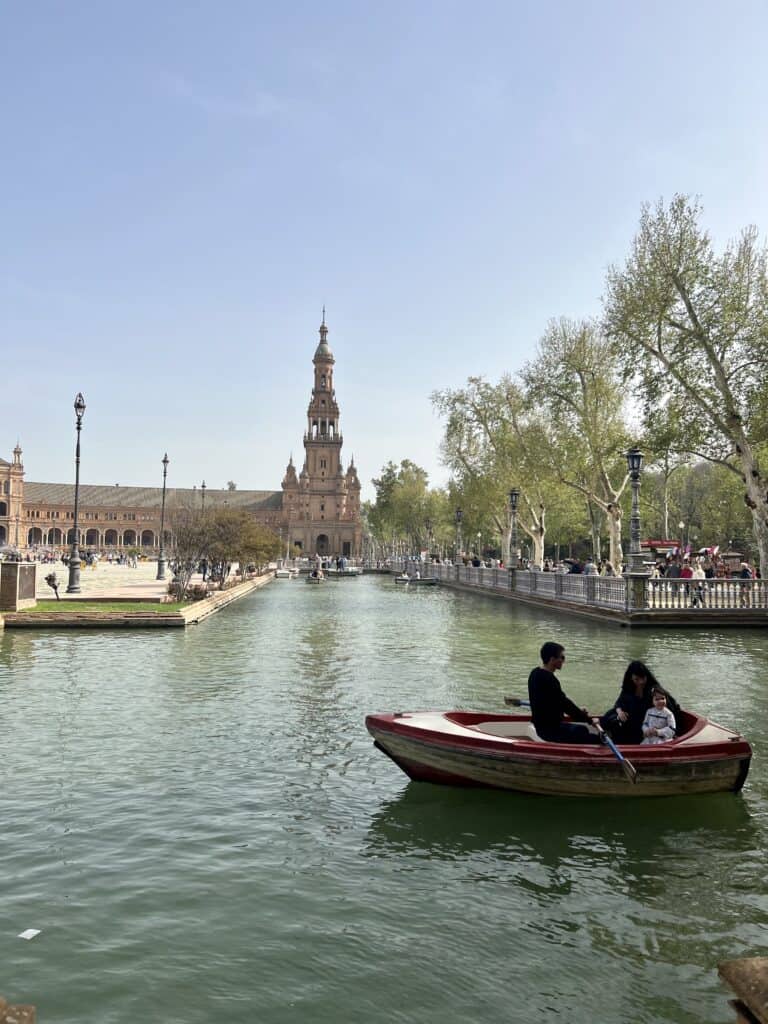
top-left (0, 444), bottom-right (25, 547)
top-left (281, 316), bottom-right (362, 558)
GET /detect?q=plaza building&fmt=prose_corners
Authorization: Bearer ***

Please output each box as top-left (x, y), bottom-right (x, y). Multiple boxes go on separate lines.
top-left (1, 319), bottom-right (362, 558)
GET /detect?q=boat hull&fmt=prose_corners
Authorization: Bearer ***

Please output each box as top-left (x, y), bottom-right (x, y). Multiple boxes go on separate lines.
top-left (366, 711), bottom-right (751, 797)
top-left (394, 577), bottom-right (438, 586)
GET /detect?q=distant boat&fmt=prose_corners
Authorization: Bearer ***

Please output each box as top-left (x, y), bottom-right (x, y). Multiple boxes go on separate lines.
top-left (275, 567), bottom-right (295, 579)
top-left (306, 572), bottom-right (325, 585)
top-left (394, 575), bottom-right (437, 586)
top-left (325, 566), bottom-right (362, 579)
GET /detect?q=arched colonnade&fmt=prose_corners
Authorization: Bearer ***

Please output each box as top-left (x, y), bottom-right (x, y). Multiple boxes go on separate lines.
top-left (26, 527), bottom-right (164, 549)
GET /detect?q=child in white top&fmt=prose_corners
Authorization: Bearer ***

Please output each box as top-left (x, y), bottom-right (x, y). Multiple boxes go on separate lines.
top-left (641, 690), bottom-right (677, 745)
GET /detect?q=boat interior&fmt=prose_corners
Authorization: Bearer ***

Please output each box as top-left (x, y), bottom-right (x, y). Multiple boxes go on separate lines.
top-left (444, 709), bottom-right (704, 746)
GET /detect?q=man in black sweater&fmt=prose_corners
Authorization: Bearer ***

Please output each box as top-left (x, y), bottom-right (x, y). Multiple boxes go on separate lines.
top-left (528, 641), bottom-right (601, 743)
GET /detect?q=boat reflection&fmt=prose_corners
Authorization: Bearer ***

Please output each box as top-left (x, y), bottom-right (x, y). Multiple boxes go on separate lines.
top-left (364, 781), bottom-right (758, 874)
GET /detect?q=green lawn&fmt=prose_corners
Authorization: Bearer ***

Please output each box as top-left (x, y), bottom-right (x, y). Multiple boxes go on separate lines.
top-left (25, 601), bottom-right (189, 614)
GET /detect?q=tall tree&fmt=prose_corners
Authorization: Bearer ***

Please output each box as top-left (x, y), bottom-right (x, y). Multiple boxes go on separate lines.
top-left (367, 460), bottom-right (436, 554)
top-left (168, 508), bottom-right (209, 599)
top-left (432, 376), bottom-right (557, 565)
top-left (523, 319), bottom-right (631, 566)
top-left (207, 509), bottom-right (281, 586)
top-left (604, 195), bottom-right (768, 571)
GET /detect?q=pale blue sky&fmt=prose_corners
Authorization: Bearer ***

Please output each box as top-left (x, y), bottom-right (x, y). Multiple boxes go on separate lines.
top-left (3, 1), bottom-right (768, 500)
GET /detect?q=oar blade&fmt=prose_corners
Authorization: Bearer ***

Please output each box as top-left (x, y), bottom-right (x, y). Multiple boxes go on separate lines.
top-left (504, 697), bottom-right (527, 707)
top-left (599, 729), bottom-right (639, 785)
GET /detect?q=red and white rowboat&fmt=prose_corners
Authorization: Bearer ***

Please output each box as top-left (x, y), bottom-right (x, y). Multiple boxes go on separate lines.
top-left (365, 710), bottom-right (752, 797)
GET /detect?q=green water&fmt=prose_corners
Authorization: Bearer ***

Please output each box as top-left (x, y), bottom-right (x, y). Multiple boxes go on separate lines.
top-left (0, 577), bottom-right (766, 1023)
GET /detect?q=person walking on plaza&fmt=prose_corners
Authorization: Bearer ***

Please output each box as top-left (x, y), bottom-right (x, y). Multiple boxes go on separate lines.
top-left (739, 561), bottom-right (754, 608)
top-left (665, 558), bottom-right (682, 579)
top-left (528, 642), bottom-right (601, 744)
top-left (691, 562), bottom-right (706, 607)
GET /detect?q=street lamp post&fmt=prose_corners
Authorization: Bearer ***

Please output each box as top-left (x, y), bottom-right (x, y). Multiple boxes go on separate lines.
top-left (678, 520), bottom-right (685, 557)
top-left (66, 393), bottom-right (86, 593)
top-left (476, 531), bottom-right (482, 558)
top-left (455, 508), bottom-right (463, 561)
top-left (509, 488), bottom-right (520, 569)
top-left (626, 446), bottom-right (645, 572)
top-left (201, 480), bottom-right (207, 512)
top-left (156, 453), bottom-right (169, 581)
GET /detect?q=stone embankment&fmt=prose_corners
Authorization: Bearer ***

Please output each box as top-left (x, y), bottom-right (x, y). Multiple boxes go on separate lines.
top-left (179, 574), bottom-right (272, 624)
top-left (1, 574), bottom-right (272, 629)
top-left (397, 560), bottom-right (768, 628)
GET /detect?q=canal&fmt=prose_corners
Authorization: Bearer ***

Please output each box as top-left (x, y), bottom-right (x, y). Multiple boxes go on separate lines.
top-left (1, 576), bottom-right (766, 1023)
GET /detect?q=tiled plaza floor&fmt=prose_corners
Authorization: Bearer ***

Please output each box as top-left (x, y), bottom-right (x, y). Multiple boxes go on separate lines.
top-left (34, 559), bottom-right (187, 601)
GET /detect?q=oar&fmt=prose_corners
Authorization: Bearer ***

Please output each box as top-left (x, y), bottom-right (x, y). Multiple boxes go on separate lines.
top-left (504, 697), bottom-right (638, 784)
top-left (593, 722), bottom-right (637, 784)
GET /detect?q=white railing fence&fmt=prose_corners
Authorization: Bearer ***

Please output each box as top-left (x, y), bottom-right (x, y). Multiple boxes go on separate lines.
top-left (394, 560), bottom-right (767, 613)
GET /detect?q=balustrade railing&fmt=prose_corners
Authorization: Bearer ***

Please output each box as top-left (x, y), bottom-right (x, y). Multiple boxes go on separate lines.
top-left (645, 577), bottom-right (767, 611)
top-left (394, 560), bottom-right (766, 614)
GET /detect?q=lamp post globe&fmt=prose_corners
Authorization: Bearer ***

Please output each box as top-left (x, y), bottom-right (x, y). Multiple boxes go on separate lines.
top-left (66, 392), bottom-right (86, 593)
top-left (626, 447), bottom-right (643, 477)
top-left (156, 453), bottom-right (169, 581)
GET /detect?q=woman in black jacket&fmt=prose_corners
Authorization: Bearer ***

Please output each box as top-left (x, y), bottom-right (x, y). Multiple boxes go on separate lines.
top-left (600, 661), bottom-right (681, 744)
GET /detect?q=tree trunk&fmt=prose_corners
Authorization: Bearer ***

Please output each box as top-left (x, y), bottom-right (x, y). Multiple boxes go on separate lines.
top-left (738, 441), bottom-right (768, 575)
top-left (521, 504), bottom-right (546, 567)
top-left (607, 507), bottom-right (623, 568)
top-left (532, 528), bottom-right (545, 567)
top-left (587, 501), bottom-right (601, 560)
top-left (501, 524), bottom-right (512, 566)
top-left (662, 479), bottom-right (670, 541)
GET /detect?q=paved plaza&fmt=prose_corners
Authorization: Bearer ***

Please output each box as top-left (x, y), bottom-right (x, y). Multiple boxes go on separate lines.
top-left (35, 559), bottom-right (188, 601)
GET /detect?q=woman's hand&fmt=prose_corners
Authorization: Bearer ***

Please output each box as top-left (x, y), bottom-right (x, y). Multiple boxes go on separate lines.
top-left (617, 708), bottom-right (629, 723)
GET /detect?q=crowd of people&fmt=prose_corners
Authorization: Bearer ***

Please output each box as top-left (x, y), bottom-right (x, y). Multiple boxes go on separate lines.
top-left (380, 551), bottom-right (759, 579)
top-left (0, 548), bottom-right (144, 567)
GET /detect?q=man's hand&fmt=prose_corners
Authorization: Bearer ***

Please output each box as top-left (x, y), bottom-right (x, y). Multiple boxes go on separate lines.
top-left (617, 709), bottom-right (629, 723)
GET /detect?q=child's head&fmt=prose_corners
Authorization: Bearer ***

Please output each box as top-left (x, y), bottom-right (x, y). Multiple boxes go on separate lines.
top-left (652, 689), bottom-right (667, 707)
